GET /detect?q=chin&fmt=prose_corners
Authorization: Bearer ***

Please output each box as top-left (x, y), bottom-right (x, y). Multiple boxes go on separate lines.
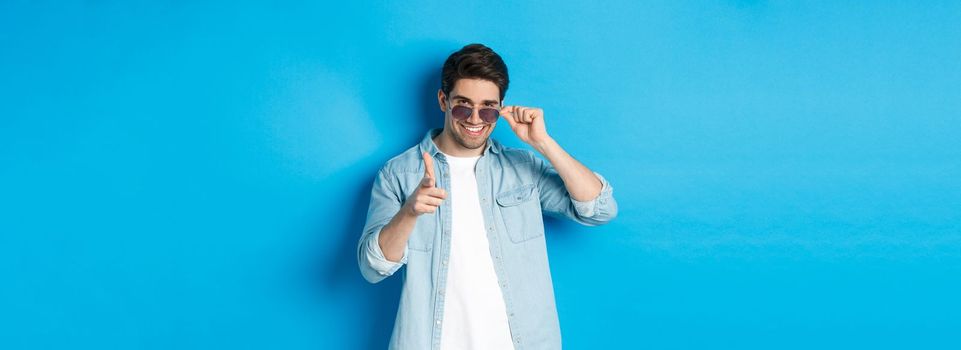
top-left (455, 133), bottom-right (488, 149)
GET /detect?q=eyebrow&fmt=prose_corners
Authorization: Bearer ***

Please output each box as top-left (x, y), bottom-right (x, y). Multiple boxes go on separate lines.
top-left (451, 94), bottom-right (500, 105)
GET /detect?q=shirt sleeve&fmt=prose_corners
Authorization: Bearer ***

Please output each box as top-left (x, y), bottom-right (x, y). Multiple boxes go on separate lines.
top-left (365, 227), bottom-right (408, 276)
top-left (569, 171), bottom-right (614, 218)
top-left (532, 152), bottom-right (618, 226)
top-left (358, 167), bottom-right (409, 283)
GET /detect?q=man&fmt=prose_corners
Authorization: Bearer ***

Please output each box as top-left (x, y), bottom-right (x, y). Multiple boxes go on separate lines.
top-left (357, 43), bottom-right (618, 350)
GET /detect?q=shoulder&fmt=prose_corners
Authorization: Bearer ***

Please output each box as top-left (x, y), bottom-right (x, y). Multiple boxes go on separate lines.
top-left (496, 144), bottom-right (539, 165)
top-left (379, 144), bottom-right (425, 176)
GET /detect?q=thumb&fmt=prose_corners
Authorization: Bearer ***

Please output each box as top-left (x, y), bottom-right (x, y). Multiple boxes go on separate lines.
top-left (500, 106), bottom-right (518, 128)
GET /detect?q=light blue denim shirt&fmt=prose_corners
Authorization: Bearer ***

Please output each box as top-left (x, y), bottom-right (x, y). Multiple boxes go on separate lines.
top-left (358, 128), bottom-right (618, 349)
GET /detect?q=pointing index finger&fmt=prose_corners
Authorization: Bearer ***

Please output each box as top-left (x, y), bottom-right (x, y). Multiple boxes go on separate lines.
top-left (422, 151), bottom-right (435, 183)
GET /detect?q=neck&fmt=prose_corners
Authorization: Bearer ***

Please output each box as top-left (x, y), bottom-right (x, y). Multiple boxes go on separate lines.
top-left (434, 128), bottom-right (486, 157)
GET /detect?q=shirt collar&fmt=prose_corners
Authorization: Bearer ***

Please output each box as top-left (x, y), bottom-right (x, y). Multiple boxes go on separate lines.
top-left (419, 127), bottom-right (501, 158)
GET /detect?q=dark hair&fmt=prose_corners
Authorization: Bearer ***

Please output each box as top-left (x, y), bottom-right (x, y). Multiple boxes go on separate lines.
top-left (441, 43), bottom-right (509, 101)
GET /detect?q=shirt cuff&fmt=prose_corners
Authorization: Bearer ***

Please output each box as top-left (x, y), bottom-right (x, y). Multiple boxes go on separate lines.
top-left (570, 171), bottom-right (612, 218)
top-left (366, 227), bottom-right (408, 276)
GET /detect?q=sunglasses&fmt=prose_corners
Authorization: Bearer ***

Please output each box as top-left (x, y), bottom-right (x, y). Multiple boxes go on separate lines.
top-left (447, 98), bottom-right (501, 124)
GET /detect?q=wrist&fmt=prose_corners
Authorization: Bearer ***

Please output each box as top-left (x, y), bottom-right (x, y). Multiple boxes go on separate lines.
top-left (400, 202), bottom-right (418, 219)
top-left (532, 137), bottom-right (557, 154)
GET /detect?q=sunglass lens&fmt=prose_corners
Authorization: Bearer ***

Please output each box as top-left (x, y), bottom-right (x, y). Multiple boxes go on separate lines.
top-left (479, 109), bottom-right (499, 123)
top-left (451, 105), bottom-right (472, 120)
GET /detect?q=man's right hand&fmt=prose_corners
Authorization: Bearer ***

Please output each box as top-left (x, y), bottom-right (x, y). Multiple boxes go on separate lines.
top-left (404, 151), bottom-right (447, 216)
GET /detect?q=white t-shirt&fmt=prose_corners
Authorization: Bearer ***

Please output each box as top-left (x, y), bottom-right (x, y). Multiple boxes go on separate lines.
top-left (439, 153), bottom-right (515, 350)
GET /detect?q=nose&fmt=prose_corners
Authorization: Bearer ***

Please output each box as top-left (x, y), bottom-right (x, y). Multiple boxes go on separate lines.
top-left (467, 109), bottom-right (484, 124)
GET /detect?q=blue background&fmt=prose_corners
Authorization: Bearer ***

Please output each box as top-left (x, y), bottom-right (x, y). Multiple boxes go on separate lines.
top-left (2, 1), bottom-right (960, 349)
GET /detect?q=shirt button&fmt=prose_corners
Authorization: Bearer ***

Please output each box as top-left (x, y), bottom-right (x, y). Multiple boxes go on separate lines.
top-left (442, 259), bottom-right (448, 265)
top-left (436, 320), bottom-right (441, 325)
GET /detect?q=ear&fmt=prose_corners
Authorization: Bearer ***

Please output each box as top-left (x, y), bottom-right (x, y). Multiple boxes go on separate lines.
top-left (437, 89), bottom-right (447, 112)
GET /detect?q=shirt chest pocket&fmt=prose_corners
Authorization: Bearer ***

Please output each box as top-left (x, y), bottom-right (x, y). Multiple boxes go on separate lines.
top-left (408, 214), bottom-right (436, 252)
top-left (495, 183), bottom-right (545, 243)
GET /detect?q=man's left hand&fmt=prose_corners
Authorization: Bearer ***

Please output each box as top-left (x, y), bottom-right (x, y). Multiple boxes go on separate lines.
top-left (500, 105), bottom-right (552, 147)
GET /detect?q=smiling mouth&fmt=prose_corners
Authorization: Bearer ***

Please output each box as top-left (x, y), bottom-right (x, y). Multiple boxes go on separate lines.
top-left (460, 123), bottom-right (486, 136)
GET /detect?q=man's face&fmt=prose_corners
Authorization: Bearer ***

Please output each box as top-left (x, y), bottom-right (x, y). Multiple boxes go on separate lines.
top-left (439, 78), bottom-right (501, 150)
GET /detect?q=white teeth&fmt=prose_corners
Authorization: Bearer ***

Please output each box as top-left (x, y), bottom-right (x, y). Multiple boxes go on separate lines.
top-left (464, 125), bottom-right (483, 132)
